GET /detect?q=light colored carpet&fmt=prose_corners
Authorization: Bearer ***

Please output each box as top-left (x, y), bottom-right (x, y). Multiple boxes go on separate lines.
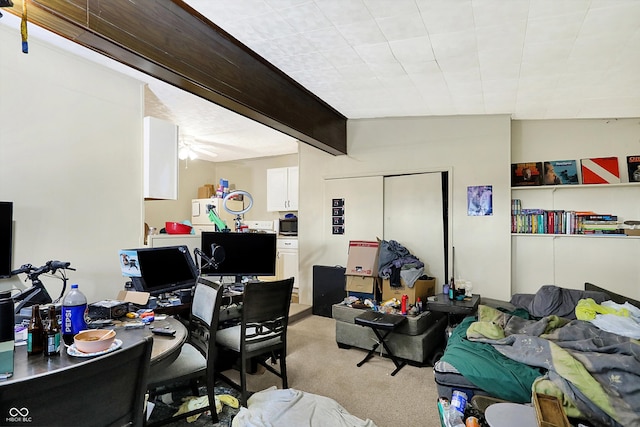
top-left (219, 314), bottom-right (442, 427)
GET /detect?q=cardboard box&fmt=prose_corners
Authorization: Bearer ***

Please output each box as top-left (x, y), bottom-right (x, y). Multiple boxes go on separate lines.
top-left (116, 290), bottom-right (150, 306)
top-left (345, 240), bottom-right (380, 276)
top-left (382, 278), bottom-right (436, 304)
top-left (345, 275), bottom-right (381, 301)
top-left (346, 275), bottom-right (377, 293)
top-left (197, 184), bottom-right (215, 199)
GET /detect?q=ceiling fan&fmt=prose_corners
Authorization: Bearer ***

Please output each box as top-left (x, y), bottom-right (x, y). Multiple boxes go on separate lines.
top-left (178, 136), bottom-right (218, 161)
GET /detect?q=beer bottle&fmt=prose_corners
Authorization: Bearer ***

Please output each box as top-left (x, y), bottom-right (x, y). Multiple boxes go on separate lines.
top-left (44, 306), bottom-right (61, 356)
top-left (27, 305), bottom-right (44, 355)
top-left (448, 277), bottom-right (455, 301)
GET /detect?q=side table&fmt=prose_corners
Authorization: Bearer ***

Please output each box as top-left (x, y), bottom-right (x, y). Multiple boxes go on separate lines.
top-left (354, 310), bottom-right (407, 376)
top-left (426, 294), bottom-right (481, 327)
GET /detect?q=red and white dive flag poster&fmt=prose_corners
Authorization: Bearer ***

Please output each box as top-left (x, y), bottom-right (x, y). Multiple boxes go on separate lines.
top-left (580, 157), bottom-right (620, 184)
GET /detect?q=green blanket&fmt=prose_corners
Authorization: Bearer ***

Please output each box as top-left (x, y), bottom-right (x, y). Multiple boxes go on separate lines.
top-left (467, 305), bottom-right (640, 427)
top-left (440, 316), bottom-right (543, 403)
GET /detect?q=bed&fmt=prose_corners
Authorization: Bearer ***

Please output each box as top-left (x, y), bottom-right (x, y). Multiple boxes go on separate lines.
top-left (433, 283), bottom-right (640, 427)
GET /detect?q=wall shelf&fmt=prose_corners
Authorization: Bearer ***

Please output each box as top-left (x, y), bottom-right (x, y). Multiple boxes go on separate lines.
top-left (511, 233), bottom-right (638, 239)
top-left (512, 182), bottom-right (640, 191)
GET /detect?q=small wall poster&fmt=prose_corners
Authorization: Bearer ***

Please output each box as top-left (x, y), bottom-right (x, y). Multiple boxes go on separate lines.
top-left (119, 250), bottom-right (141, 277)
top-left (467, 185), bottom-right (493, 216)
top-left (332, 198), bottom-right (345, 234)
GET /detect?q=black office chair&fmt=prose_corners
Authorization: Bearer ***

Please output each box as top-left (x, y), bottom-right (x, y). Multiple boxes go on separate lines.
top-left (0, 335), bottom-right (153, 427)
top-left (215, 277), bottom-right (295, 406)
top-left (146, 277), bottom-right (223, 426)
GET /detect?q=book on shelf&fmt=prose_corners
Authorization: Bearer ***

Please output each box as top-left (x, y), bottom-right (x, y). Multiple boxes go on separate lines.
top-left (511, 199), bottom-right (522, 214)
top-left (511, 162), bottom-right (543, 186)
top-left (580, 157), bottom-right (620, 184)
top-left (577, 214), bottom-right (618, 221)
top-left (511, 209), bottom-right (623, 235)
top-left (627, 155), bottom-right (640, 183)
top-left (542, 160), bottom-right (579, 185)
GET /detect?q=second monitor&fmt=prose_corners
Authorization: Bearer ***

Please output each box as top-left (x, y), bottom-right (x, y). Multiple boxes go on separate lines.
top-left (200, 232), bottom-right (277, 283)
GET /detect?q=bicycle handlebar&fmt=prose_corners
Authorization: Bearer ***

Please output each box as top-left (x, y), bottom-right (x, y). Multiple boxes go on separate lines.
top-left (11, 261), bottom-right (74, 279)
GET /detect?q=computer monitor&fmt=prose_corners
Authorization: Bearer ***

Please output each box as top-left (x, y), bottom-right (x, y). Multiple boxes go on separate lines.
top-left (199, 232), bottom-right (276, 282)
top-left (120, 245), bottom-right (198, 296)
top-left (0, 202), bottom-right (12, 279)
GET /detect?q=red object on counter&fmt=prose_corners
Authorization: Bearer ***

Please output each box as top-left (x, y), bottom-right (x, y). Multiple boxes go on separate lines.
top-left (401, 294), bottom-right (408, 315)
top-left (165, 222), bottom-right (192, 234)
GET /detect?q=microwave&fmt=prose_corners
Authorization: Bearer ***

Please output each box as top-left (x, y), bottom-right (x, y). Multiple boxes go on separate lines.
top-left (278, 218), bottom-right (298, 236)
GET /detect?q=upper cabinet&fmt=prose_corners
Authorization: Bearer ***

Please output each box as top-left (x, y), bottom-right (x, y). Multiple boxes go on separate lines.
top-left (144, 116), bottom-right (178, 200)
top-left (267, 167), bottom-right (299, 211)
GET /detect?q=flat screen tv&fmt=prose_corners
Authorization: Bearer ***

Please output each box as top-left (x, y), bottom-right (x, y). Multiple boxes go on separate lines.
top-left (0, 202), bottom-right (13, 279)
top-left (200, 232), bottom-right (276, 282)
top-left (121, 245), bottom-right (198, 296)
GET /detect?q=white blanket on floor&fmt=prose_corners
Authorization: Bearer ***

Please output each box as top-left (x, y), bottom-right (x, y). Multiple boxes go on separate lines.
top-left (231, 387), bottom-right (377, 427)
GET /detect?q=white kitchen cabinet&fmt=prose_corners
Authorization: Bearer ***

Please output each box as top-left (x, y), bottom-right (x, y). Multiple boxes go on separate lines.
top-left (143, 116), bottom-right (178, 200)
top-left (267, 167), bottom-right (298, 211)
top-left (276, 238), bottom-right (298, 289)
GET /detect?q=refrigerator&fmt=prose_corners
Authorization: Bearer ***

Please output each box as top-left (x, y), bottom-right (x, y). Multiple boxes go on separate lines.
top-left (191, 197), bottom-right (243, 232)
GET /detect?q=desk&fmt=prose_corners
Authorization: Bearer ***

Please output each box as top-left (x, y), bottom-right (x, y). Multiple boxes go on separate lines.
top-left (4, 316), bottom-right (187, 385)
top-left (155, 287), bottom-right (242, 318)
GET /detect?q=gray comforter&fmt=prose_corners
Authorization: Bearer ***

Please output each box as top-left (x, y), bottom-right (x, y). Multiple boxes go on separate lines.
top-left (467, 305), bottom-right (640, 427)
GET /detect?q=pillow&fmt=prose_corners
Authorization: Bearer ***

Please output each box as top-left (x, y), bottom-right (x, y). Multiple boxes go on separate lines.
top-left (511, 285), bottom-right (609, 319)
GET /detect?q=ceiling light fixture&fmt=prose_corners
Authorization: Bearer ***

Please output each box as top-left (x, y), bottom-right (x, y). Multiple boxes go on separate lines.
top-left (178, 145), bottom-right (197, 160)
top-left (179, 135), bottom-right (198, 160)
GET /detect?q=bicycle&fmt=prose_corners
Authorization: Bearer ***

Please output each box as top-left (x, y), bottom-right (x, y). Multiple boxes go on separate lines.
top-left (10, 260), bottom-right (75, 314)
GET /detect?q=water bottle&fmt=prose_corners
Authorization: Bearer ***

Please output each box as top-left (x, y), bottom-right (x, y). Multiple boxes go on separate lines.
top-left (0, 291), bottom-right (14, 378)
top-left (61, 284), bottom-right (87, 345)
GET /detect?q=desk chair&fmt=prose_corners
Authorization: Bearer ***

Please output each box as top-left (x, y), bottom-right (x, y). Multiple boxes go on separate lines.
top-left (146, 277), bottom-right (223, 426)
top-left (0, 335), bottom-right (152, 427)
top-left (216, 277), bottom-right (295, 406)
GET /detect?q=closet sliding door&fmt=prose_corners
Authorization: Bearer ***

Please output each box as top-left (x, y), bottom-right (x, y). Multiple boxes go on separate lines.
top-left (383, 172), bottom-right (446, 286)
top-left (323, 172), bottom-right (447, 284)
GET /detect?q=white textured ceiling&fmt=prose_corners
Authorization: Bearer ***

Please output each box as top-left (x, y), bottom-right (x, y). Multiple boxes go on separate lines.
top-left (187, 0), bottom-right (640, 120)
top-left (3, 0), bottom-right (640, 162)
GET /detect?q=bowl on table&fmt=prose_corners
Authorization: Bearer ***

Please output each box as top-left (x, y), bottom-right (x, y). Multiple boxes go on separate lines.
top-left (165, 222), bottom-right (193, 234)
top-left (74, 329), bottom-right (116, 353)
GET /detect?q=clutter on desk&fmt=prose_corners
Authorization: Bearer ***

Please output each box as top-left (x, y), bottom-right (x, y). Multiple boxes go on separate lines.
top-left (88, 299), bottom-right (128, 320)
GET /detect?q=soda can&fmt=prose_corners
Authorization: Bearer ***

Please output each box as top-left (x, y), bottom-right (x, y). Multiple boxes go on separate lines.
top-left (465, 416), bottom-right (480, 427)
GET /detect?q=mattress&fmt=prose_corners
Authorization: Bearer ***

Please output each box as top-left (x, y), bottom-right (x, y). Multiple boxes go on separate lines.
top-left (433, 359), bottom-right (490, 400)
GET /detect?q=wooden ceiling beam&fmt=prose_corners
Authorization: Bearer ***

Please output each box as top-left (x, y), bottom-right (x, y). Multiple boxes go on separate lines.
top-left (7, 0), bottom-right (347, 155)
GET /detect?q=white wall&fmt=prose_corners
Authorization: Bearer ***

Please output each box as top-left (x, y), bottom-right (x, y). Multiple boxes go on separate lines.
top-left (214, 153), bottom-right (299, 222)
top-left (144, 154), bottom-right (299, 230)
top-left (299, 115), bottom-right (513, 305)
top-left (0, 25), bottom-right (144, 302)
top-left (144, 159), bottom-right (215, 231)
